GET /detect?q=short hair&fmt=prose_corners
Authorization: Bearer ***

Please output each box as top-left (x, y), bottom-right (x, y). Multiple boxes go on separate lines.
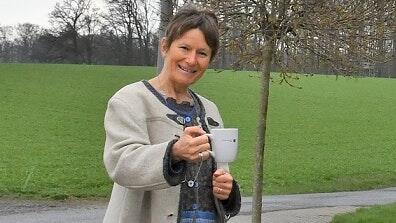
top-left (164, 5), bottom-right (219, 62)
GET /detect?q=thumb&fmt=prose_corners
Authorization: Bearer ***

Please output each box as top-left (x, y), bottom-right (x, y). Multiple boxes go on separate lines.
top-left (213, 168), bottom-right (227, 177)
top-left (184, 126), bottom-right (205, 137)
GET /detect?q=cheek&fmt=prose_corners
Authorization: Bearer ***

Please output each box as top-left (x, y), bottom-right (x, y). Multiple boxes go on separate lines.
top-left (199, 59), bottom-right (210, 70)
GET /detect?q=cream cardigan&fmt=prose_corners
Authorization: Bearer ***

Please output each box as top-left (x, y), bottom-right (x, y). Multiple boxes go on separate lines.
top-left (103, 81), bottom-right (238, 223)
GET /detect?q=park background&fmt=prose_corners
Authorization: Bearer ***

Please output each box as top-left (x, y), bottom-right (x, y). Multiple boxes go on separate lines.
top-left (1, 0), bottom-right (395, 222)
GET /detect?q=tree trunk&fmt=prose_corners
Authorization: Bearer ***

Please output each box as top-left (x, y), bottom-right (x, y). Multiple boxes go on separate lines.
top-left (252, 40), bottom-right (274, 223)
top-left (393, 32), bottom-right (396, 76)
top-left (376, 35), bottom-right (385, 77)
top-left (72, 29), bottom-right (79, 63)
top-left (156, 0), bottom-right (173, 73)
top-left (375, 0), bottom-right (385, 77)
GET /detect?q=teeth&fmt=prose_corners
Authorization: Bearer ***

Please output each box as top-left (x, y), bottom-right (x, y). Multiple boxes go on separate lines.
top-left (179, 65), bottom-right (196, 73)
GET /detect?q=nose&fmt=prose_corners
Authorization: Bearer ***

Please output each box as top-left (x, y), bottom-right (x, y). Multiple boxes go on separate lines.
top-left (185, 52), bottom-right (198, 65)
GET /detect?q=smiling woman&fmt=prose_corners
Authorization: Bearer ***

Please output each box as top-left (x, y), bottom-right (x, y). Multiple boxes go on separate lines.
top-left (102, 4), bottom-right (241, 223)
top-left (154, 28), bottom-right (212, 99)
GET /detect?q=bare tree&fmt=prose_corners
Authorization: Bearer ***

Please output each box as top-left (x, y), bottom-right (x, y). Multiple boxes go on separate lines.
top-left (0, 25), bottom-right (15, 62)
top-left (104, 0), bottom-right (155, 65)
top-left (139, 0), bottom-right (154, 65)
top-left (81, 7), bottom-right (101, 64)
top-left (374, 0), bottom-right (388, 77)
top-left (49, 0), bottom-right (93, 63)
top-left (105, 0), bottom-right (136, 65)
top-left (204, 0), bottom-right (396, 222)
top-left (15, 23), bottom-right (41, 62)
top-left (156, 0), bottom-right (174, 72)
top-left (393, 32), bottom-right (396, 74)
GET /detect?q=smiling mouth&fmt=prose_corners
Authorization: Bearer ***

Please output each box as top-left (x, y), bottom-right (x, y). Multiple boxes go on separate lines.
top-left (178, 64), bottom-right (197, 74)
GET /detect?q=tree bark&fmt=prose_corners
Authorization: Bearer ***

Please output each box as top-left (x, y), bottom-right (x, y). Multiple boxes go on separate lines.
top-left (393, 32), bottom-right (396, 76)
top-left (156, 0), bottom-right (173, 73)
top-left (375, 0), bottom-right (385, 77)
top-left (252, 39), bottom-right (274, 223)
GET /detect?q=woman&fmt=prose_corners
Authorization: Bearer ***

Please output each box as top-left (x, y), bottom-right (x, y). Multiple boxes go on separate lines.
top-left (103, 5), bottom-right (241, 223)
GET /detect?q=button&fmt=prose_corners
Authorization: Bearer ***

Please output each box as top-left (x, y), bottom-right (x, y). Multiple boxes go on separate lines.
top-left (177, 116), bottom-right (185, 124)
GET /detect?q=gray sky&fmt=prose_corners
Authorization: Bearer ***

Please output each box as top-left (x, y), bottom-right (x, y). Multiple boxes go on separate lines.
top-left (0, 0), bottom-right (105, 28)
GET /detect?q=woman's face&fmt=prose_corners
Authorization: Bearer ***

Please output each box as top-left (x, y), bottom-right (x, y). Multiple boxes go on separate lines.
top-left (161, 28), bottom-right (212, 88)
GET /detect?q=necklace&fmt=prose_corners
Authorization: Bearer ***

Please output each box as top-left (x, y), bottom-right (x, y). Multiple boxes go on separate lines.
top-left (184, 155), bottom-right (204, 220)
top-left (182, 157), bottom-right (204, 188)
top-left (154, 76), bottom-right (193, 104)
top-left (159, 90), bottom-right (198, 127)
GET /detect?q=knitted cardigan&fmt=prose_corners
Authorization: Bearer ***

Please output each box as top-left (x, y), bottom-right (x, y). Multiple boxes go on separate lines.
top-left (103, 81), bottom-right (241, 223)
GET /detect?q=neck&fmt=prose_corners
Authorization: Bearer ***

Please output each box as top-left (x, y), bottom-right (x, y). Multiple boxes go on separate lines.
top-left (149, 75), bottom-right (191, 103)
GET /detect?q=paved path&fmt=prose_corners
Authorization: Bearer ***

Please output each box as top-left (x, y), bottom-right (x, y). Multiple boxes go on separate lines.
top-left (230, 187), bottom-right (396, 222)
top-left (1, 187), bottom-right (395, 223)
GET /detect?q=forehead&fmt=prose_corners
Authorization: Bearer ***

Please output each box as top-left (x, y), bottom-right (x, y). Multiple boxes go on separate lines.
top-left (173, 28), bottom-right (210, 51)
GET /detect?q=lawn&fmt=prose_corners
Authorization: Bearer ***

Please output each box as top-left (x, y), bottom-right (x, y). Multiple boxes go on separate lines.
top-left (331, 203), bottom-right (396, 223)
top-left (0, 63), bottom-right (395, 199)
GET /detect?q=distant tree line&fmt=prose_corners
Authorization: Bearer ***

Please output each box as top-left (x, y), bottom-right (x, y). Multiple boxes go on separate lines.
top-left (0, 0), bottom-right (395, 77)
top-left (0, 0), bottom-right (159, 66)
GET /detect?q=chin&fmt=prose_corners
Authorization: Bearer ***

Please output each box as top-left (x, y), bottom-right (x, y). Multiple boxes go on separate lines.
top-left (176, 73), bottom-right (201, 84)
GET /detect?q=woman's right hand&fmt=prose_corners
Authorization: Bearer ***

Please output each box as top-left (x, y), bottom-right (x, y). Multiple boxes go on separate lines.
top-left (171, 126), bottom-right (211, 163)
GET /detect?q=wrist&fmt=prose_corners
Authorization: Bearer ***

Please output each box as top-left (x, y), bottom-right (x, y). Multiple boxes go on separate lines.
top-left (171, 140), bottom-right (182, 162)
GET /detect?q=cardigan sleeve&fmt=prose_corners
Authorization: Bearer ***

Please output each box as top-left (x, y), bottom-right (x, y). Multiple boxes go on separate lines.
top-left (162, 138), bottom-right (187, 186)
top-left (221, 180), bottom-right (242, 217)
top-left (103, 97), bottom-right (172, 191)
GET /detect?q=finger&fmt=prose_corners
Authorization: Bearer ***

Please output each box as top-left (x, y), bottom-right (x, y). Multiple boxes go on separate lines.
top-left (215, 187), bottom-right (224, 194)
top-left (212, 181), bottom-right (233, 191)
top-left (196, 152), bottom-right (204, 163)
top-left (213, 168), bottom-right (227, 177)
top-left (213, 186), bottom-right (231, 200)
top-left (194, 148), bottom-right (212, 162)
top-left (187, 142), bottom-right (209, 156)
top-left (190, 134), bottom-right (210, 147)
top-left (184, 126), bottom-right (205, 137)
top-left (213, 179), bottom-right (233, 187)
top-left (203, 150), bottom-right (211, 160)
top-left (214, 172), bottom-right (233, 182)
top-left (198, 143), bottom-right (211, 154)
top-left (196, 150), bottom-right (211, 162)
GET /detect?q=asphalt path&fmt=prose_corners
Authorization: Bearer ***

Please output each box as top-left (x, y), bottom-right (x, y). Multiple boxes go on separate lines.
top-left (1, 187), bottom-right (395, 223)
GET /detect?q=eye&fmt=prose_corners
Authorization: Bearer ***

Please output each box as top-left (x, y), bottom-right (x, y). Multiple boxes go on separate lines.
top-left (198, 51), bottom-right (208, 57)
top-left (179, 46), bottom-right (188, 51)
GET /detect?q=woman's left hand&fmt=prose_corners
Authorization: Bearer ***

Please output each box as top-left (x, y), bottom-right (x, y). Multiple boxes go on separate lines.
top-left (212, 169), bottom-right (233, 200)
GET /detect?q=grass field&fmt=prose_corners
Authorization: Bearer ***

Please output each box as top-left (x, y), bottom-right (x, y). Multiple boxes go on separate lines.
top-left (0, 63), bottom-right (395, 199)
top-left (331, 203), bottom-right (396, 223)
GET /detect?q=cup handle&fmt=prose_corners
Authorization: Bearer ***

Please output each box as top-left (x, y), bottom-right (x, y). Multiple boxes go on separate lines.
top-left (208, 150), bottom-right (215, 159)
top-left (205, 134), bottom-right (215, 159)
top-left (205, 134), bottom-right (229, 172)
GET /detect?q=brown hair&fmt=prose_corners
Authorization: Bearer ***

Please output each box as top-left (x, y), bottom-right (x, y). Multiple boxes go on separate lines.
top-left (163, 5), bottom-right (219, 62)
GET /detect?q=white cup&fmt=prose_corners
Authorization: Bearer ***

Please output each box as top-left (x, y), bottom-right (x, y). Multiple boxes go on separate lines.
top-left (206, 128), bottom-right (238, 172)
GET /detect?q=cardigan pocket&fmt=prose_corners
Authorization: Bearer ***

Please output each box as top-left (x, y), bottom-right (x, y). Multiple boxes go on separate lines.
top-left (146, 116), bottom-right (183, 144)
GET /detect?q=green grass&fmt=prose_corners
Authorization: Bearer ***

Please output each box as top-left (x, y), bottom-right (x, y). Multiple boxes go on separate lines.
top-left (331, 203), bottom-right (396, 223)
top-left (0, 63), bottom-right (395, 199)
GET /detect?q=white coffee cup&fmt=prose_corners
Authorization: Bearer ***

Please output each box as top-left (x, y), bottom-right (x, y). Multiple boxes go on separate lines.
top-left (206, 128), bottom-right (238, 172)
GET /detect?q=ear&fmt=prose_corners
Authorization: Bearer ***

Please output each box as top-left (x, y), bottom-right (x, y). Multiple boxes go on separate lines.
top-left (160, 37), bottom-right (168, 57)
